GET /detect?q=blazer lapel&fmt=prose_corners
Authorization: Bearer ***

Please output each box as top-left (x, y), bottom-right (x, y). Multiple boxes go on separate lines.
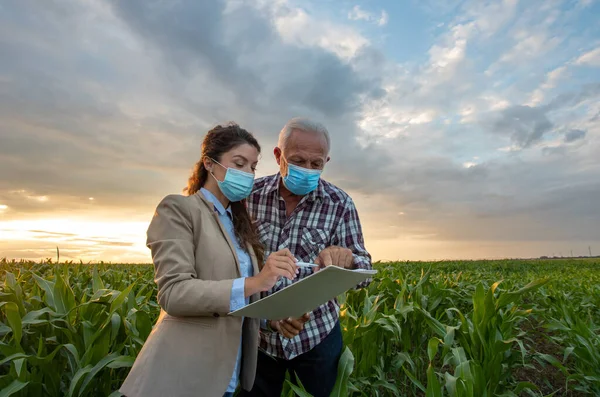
top-left (195, 192), bottom-right (242, 277)
top-left (247, 242), bottom-right (261, 303)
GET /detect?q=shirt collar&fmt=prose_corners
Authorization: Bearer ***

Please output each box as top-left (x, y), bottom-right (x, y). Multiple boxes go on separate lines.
top-left (263, 172), bottom-right (325, 202)
top-left (200, 187), bottom-right (232, 216)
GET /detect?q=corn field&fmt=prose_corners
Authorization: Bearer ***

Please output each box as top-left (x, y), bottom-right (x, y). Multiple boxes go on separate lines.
top-left (1, 258), bottom-right (599, 396)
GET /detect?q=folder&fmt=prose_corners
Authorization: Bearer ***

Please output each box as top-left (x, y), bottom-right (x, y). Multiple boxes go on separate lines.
top-left (228, 265), bottom-right (377, 320)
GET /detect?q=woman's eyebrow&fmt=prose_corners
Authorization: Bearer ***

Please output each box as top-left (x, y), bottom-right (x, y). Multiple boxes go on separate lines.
top-left (232, 154), bottom-right (249, 162)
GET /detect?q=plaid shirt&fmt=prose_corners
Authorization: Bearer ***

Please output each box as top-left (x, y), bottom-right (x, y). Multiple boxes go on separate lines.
top-left (247, 173), bottom-right (372, 360)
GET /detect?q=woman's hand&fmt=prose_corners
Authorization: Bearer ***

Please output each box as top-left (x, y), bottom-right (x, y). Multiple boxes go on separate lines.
top-left (245, 249), bottom-right (298, 296)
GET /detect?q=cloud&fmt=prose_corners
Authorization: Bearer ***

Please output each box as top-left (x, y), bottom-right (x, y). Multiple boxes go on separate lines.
top-left (0, 0), bottom-right (393, 218)
top-left (269, 3), bottom-right (370, 59)
top-left (575, 46), bottom-right (600, 67)
top-left (348, 5), bottom-right (388, 26)
top-left (527, 66), bottom-right (568, 106)
top-left (0, 0), bottom-right (599, 262)
top-left (478, 82), bottom-right (600, 149)
top-left (487, 105), bottom-right (554, 148)
top-left (564, 129), bottom-right (586, 143)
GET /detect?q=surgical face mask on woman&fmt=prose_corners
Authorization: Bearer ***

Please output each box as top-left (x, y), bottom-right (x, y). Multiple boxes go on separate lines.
top-left (209, 158), bottom-right (255, 202)
top-left (282, 161), bottom-right (322, 196)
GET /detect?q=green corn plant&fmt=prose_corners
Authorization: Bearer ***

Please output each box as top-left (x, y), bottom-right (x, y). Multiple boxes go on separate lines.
top-left (537, 295), bottom-right (600, 394)
top-left (0, 263), bottom-right (156, 396)
top-left (1, 258), bottom-right (599, 396)
top-left (412, 278), bottom-right (549, 397)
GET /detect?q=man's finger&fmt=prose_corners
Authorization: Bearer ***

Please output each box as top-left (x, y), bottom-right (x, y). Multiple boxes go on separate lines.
top-left (274, 320), bottom-right (294, 338)
top-left (331, 247), bottom-right (342, 267)
top-left (279, 321), bottom-right (299, 338)
top-left (285, 317), bottom-right (305, 331)
top-left (320, 250), bottom-right (333, 268)
top-left (313, 257), bottom-right (322, 272)
top-left (343, 250), bottom-right (354, 269)
top-left (272, 320), bottom-right (282, 333)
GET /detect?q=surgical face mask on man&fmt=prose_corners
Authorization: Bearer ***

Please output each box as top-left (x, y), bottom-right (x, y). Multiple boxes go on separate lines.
top-left (282, 160), bottom-right (322, 196)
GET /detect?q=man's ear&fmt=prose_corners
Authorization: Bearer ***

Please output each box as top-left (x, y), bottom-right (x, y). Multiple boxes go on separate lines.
top-left (274, 147), bottom-right (282, 165)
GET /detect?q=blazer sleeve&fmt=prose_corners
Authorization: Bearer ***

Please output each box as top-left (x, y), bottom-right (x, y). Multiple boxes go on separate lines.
top-left (146, 194), bottom-right (234, 317)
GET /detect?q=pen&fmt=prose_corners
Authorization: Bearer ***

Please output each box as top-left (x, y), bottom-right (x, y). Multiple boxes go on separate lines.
top-left (296, 262), bottom-right (319, 268)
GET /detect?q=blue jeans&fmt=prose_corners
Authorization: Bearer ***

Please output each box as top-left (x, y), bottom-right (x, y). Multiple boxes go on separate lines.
top-left (223, 393), bottom-right (234, 397)
top-left (239, 321), bottom-right (343, 397)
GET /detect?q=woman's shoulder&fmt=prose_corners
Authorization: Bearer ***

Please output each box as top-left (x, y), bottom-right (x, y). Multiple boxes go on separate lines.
top-left (155, 193), bottom-right (188, 210)
top-left (155, 191), bottom-right (207, 207)
top-left (153, 192), bottom-right (210, 218)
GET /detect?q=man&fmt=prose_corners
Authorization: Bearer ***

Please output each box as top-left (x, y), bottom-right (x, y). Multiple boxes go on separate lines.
top-left (242, 117), bottom-right (372, 397)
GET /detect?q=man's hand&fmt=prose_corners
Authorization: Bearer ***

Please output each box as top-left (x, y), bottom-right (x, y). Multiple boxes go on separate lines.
top-left (270, 313), bottom-right (310, 339)
top-left (314, 246), bottom-right (354, 269)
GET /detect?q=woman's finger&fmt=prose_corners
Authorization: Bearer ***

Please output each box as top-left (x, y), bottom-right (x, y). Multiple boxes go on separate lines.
top-left (274, 257), bottom-right (297, 278)
top-left (275, 255), bottom-right (297, 268)
top-left (272, 267), bottom-right (293, 281)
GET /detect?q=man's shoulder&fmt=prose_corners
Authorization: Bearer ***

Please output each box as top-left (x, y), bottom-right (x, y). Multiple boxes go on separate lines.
top-left (253, 174), bottom-right (277, 189)
top-left (320, 179), bottom-right (353, 206)
top-left (249, 174), bottom-right (278, 202)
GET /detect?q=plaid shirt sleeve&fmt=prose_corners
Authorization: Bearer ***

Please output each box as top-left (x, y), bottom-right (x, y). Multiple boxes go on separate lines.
top-left (331, 196), bottom-right (373, 288)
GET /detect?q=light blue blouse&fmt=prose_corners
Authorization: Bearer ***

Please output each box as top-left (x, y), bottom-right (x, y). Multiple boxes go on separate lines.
top-left (200, 188), bottom-right (252, 393)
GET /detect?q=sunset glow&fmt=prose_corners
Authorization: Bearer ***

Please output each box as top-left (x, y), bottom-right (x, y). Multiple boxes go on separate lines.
top-left (1, 0), bottom-right (598, 263)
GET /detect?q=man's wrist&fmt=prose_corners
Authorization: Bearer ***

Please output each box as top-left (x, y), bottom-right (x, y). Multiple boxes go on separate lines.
top-left (261, 319), bottom-right (273, 331)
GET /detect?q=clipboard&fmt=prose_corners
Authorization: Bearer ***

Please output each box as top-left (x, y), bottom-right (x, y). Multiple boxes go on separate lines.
top-left (228, 265), bottom-right (377, 320)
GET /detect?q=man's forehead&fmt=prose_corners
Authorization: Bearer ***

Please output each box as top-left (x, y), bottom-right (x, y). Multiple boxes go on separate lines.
top-left (285, 129), bottom-right (328, 154)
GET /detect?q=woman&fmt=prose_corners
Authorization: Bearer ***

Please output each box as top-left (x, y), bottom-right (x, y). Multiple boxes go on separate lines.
top-left (120, 123), bottom-right (301, 397)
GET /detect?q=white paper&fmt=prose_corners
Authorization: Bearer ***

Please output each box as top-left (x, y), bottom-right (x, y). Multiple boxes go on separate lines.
top-left (228, 265), bottom-right (377, 320)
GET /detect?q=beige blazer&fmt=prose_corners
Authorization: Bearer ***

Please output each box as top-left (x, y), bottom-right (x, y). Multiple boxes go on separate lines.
top-left (120, 191), bottom-right (261, 397)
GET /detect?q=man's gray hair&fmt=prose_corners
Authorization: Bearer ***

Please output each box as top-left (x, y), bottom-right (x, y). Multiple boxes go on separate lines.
top-left (278, 117), bottom-right (331, 154)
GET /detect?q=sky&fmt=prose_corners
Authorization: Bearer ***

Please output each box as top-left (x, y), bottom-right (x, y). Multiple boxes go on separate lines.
top-left (1, 0), bottom-right (599, 263)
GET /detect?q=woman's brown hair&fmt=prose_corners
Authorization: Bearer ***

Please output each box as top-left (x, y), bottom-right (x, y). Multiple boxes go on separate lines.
top-left (184, 123), bottom-right (264, 266)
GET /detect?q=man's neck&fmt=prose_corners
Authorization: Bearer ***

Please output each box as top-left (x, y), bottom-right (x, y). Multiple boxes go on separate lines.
top-left (278, 179), bottom-right (303, 217)
top-left (278, 179), bottom-right (303, 200)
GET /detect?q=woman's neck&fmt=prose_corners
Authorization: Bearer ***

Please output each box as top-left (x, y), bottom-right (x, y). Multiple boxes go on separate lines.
top-left (202, 181), bottom-right (230, 209)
